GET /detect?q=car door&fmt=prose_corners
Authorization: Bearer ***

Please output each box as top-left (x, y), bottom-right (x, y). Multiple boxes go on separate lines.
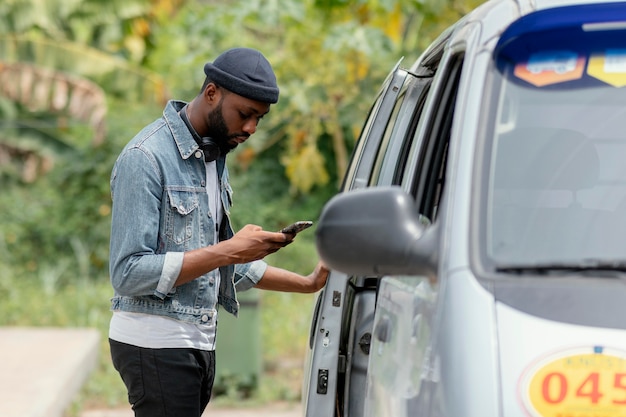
top-left (363, 28), bottom-right (474, 417)
top-left (302, 61), bottom-right (409, 417)
top-left (303, 57), bottom-right (441, 416)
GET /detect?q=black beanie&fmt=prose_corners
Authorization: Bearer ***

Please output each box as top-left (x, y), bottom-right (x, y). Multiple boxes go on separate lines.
top-left (203, 48), bottom-right (279, 104)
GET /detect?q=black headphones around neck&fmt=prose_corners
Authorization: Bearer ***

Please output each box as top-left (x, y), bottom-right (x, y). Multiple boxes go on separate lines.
top-left (179, 105), bottom-right (221, 162)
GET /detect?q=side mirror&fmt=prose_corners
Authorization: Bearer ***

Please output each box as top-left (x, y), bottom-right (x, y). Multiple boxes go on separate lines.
top-left (315, 186), bottom-right (438, 277)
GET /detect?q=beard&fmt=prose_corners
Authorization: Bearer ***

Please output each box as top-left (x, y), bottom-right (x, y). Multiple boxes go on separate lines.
top-left (205, 100), bottom-right (246, 154)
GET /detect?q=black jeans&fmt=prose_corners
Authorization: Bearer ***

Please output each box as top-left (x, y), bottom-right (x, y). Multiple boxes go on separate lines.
top-left (109, 339), bottom-right (216, 417)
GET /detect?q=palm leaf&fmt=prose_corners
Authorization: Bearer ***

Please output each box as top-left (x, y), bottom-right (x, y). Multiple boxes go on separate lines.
top-left (0, 61), bottom-right (107, 145)
top-left (0, 34), bottom-right (168, 104)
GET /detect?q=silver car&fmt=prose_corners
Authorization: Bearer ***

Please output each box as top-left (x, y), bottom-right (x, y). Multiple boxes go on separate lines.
top-left (304, 1), bottom-right (626, 416)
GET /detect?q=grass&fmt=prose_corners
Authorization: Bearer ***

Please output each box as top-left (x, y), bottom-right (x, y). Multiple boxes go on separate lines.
top-left (0, 233), bottom-right (320, 415)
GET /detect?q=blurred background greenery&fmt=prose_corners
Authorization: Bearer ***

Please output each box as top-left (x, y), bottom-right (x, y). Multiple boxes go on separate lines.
top-left (0, 0), bottom-right (482, 414)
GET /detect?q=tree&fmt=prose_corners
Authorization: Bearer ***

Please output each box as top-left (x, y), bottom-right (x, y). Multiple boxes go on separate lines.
top-left (0, 0), bottom-right (173, 276)
top-left (148, 0), bottom-right (485, 194)
top-left (0, 0), bottom-right (171, 182)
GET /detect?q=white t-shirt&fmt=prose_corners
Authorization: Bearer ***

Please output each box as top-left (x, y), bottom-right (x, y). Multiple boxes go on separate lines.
top-left (109, 160), bottom-right (223, 351)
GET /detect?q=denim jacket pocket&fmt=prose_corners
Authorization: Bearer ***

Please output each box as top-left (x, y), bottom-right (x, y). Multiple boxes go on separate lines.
top-left (165, 189), bottom-right (199, 247)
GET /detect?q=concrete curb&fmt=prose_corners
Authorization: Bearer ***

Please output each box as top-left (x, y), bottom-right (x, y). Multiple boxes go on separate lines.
top-left (0, 327), bottom-right (100, 417)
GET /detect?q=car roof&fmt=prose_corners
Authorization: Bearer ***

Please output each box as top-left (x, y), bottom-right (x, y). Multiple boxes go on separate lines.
top-left (533, 0), bottom-right (626, 10)
top-left (439, 0), bottom-right (626, 59)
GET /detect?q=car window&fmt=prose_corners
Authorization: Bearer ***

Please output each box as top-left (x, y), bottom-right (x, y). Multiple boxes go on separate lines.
top-left (341, 91), bottom-right (383, 190)
top-left (368, 88), bottom-right (408, 185)
top-left (370, 76), bottom-right (433, 186)
top-left (340, 62), bottom-right (409, 191)
top-left (484, 17), bottom-right (626, 268)
top-left (406, 52), bottom-right (465, 223)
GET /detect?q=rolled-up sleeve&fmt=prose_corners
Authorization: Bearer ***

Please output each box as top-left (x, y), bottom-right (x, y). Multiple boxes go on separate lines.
top-left (154, 251), bottom-right (184, 299)
top-left (234, 259), bottom-right (267, 291)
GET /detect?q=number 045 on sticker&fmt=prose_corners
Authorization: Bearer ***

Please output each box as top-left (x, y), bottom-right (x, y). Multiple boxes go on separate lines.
top-left (520, 348), bottom-right (626, 417)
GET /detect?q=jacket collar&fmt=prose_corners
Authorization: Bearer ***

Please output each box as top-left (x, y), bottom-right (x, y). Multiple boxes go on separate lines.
top-left (163, 100), bottom-right (227, 175)
top-left (163, 99), bottom-right (200, 161)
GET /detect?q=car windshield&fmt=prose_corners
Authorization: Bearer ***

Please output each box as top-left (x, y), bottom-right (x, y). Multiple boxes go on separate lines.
top-left (484, 8), bottom-right (626, 269)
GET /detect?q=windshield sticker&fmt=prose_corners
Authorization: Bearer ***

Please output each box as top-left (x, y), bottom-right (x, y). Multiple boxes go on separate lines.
top-left (519, 346), bottom-right (626, 417)
top-left (514, 51), bottom-right (585, 86)
top-left (588, 49), bottom-right (626, 87)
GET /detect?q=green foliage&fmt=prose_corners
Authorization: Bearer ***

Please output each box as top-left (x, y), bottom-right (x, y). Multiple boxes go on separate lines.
top-left (0, 100), bottom-right (158, 284)
top-left (0, 0), bottom-right (156, 62)
top-left (229, 150), bottom-right (336, 232)
top-left (147, 0), bottom-right (401, 192)
top-left (0, 34), bottom-right (167, 103)
top-left (145, 0), bottom-right (484, 195)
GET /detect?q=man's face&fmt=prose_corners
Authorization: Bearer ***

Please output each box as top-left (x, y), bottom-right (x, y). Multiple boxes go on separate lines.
top-left (205, 90), bottom-right (270, 152)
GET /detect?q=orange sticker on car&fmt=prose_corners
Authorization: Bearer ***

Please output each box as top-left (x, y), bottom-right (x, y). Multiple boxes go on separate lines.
top-left (514, 51), bottom-right (586, 86)
top-left (520, 347), bottom-right (626, 417)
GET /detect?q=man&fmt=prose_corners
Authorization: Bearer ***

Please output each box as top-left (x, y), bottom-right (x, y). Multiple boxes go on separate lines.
top-left (108, 47), bottom-right (329, 417)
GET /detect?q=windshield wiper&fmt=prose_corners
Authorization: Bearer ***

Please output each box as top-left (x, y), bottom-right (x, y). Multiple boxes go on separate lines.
top-left (496, 259), bottom-right (626, 276)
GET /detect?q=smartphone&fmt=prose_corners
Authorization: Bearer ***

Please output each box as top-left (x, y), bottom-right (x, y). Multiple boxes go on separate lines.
top-left (280, 220), bottom-right (313, 235)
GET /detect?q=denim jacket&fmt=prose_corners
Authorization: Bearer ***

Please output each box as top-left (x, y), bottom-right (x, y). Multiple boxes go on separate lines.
top-left (109, 100), bottom-right (267, 323)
